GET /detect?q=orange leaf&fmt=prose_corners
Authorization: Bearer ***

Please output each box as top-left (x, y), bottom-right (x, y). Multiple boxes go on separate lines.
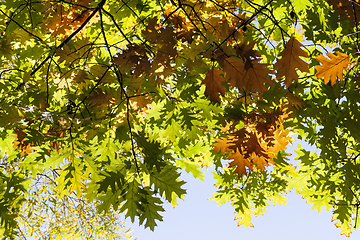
top-left (250, 153), bottom-right (272, 171)
top-left (213, 137), bottom-right (236, 155)
top-left (268, 129), bottom-right (294, 157)
top-left (202, 68), bottom-right (226, 103)
top-left (315, 51), bottom-right (350, 86)
top-left (275, 37), bottom-right (309, 87)
top-left (228, 148), bottom-right (252, 176)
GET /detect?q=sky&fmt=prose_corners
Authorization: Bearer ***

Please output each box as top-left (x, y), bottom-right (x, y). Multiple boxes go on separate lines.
top-left (124, 141), bottom-right (360, 240)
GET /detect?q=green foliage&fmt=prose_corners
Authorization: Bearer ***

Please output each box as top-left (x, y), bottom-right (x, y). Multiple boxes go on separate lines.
top-left (2, 0), bottom-right (360, 238)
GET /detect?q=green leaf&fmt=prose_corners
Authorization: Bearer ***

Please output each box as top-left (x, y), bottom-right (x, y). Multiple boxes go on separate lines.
top-left (176, 159), bottom-right (204, 180)
top-left (120, 180), bottom-right (141, 222)
top-left (138, 189), bottom-right (165, 231)
top-left (149, 165), bottom-right (187, 203)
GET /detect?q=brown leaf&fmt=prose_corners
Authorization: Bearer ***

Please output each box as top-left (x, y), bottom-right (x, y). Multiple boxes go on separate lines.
top-left (130, 95), bottom-right (151, 111)
top-left (315, 51), bottom-right (350, 85)
top-left (89, 65), bottom-right (116, 84)
top-left (255, 121), bottom-right (273, 137)
top-left (328, 0), bottom-right (360, 26)
top-left (235, 41), bottom-right (261, 60)
top-left (41, 2), bottom-right (93, 37)
top-left (202, 68), bottom-right (226, 103)
top-left (212, 107), bottom-right (293, 178)
top-left (224, 57), bottom-right (245, 88)
top-left (87, 89), bottom-right (114, 107)
top-left (224, 56), bottom-right (275, 93)
top-left (203, 45), bottom-right (234, 68)
top-left (244, 133), bottom-right (268, 158)
top-left (243, 59), bottom-right (275, 93)
top-left (275, 37), bottom-right (309, 87)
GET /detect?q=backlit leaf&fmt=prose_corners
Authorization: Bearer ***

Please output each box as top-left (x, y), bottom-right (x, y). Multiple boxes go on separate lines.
top-left (275, 37), bottom-right (309, 87)
top-left (315, 51), bottom-right (350, 85)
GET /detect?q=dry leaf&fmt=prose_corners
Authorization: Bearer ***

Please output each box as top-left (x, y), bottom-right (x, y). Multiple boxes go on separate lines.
top-left (202, 68), bottom-right (226, 103)
top-left (275, 37), bottom-right (309, 87)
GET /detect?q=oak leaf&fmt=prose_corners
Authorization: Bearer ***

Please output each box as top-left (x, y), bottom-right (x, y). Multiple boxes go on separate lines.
top-left (213, 137), bottom-right (236, 155)
top-left (332, 215), bottom-right (352, 237)
top-left (243, 133), bottom-right (267, 158)
top-left (224, 57), bottom-right (274, 93)
top-left (213, 107), bottom-right (292, 178)
top-left (286, 91), bottom-right (306, 110)
top-left (235, 41), bottom-right (261, 60)
top-left (224, 57), bottom-right (245, 88)
top-left (234, 208), bottom-right (255, 228)
top-left (243, 59), bottom-right (275, 93)
top-left (251, 153), bottom-right (272, 171)
top-left (268, 129), bottom-right (294, 156)
top-left (274, 37), bottom-right (309, 87)
top-left (315, 51), bottom-right (350, 85)
top-left (202, 68), bottom-right (226, 103)
top-left (41, 2), bottom-right (93, 37)
top-left (228, 148), bottom-right (252, 176)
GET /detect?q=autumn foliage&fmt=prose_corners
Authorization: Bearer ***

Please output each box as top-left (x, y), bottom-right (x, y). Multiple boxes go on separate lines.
top-left (214, 107), bottom-right (293, 176)
top-left (2, 0), bottom-right (360, 238)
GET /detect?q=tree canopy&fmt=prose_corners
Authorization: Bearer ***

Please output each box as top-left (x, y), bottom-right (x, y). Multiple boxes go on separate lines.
top-left (1, 0), bottom-right (360, 238)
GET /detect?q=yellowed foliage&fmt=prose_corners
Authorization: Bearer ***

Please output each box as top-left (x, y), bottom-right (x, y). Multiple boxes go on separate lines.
top-left (41, 1), bottom-right (97, 38)
top-left (332, 215), bottom-right (352, 237)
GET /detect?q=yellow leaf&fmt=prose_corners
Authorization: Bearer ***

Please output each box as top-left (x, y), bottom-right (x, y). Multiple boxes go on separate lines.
top-left (234, 208), bottom-right (255, 228)
top-left (332, 215), bottom-right (352, 237)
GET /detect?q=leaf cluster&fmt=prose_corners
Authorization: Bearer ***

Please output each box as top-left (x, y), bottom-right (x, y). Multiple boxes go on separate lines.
top-left (2, 0), bottom-right (360, 238)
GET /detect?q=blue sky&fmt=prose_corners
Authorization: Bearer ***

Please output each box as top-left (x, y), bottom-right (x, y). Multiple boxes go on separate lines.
top-left (124, 141), bottom-right (360, 240)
